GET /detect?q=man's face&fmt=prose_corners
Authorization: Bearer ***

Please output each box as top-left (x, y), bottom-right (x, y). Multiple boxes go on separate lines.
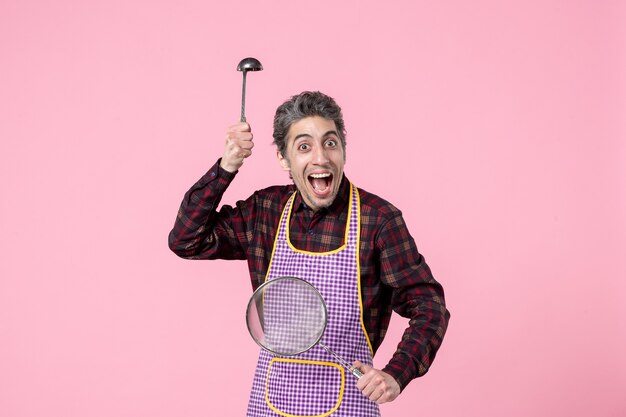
top-left (277, 116), bottom-right (346, 212)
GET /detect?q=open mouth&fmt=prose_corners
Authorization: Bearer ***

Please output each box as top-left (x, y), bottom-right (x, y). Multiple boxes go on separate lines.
top-left (308, 172), bottom-right (333, 196)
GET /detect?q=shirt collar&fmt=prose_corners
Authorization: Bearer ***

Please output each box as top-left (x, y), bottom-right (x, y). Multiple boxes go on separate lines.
top-left (293, 174), bottom-right (350, 215)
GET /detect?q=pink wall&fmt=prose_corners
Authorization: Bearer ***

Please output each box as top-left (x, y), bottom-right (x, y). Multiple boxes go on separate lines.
top-left (1, 1), bottom-right (625, 416)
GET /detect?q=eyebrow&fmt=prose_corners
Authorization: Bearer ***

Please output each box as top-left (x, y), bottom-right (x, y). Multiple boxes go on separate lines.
top-left (293, 130), bottom-right (339, 142)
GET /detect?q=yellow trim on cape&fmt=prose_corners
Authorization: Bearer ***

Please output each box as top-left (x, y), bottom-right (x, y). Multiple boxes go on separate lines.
top-left (265, 358), bottom-right (345, 417)
top-left (285, 183), bottom-right (353, 256)
top-left (354, 187), bottom-right (374, 356)
top-left (263, 182), bottom-right (374, 354)
top-left (264, 195), bottom-right (294, 282)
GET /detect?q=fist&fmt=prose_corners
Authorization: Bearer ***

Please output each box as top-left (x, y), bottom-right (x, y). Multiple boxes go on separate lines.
top-left (354, 361), bottom-right (401, 404)
top-left (220, 122), bottom-right (254, 173)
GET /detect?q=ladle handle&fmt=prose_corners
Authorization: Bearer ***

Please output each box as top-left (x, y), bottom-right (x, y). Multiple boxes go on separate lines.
top-left (240, 71), bottom-right (247, 122)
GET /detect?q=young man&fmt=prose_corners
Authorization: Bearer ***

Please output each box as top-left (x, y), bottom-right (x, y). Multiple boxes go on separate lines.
top-left (169, 91), bottom-right (449, 416)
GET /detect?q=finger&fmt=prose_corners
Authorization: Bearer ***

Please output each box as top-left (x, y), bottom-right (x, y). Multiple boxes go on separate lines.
top-left (353, 360), bottom-right (371, 373)
top-left (367, 376), bottom-right (389, 402)
top-left (238, 139), bottom-right (255, 150)
top-left (354, 361), bottom-right (373, 390)
top-left (226, 141), bottom-right (254, 155)
top-left (375, 391), bottom-right (390, 404)
top-left (226, 131), bottom-right (253, 144)
top-left (362, 374), bottom-right (386, 399)
top-left (226, 146), bottom-right (252, 159)
top-left (227, 121), bottom-right (251, 132)
top-left (375, 384), bottom-right (399, 404)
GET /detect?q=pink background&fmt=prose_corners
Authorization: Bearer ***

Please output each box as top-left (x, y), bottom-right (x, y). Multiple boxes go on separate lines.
top-left (2, 1), bottom-right (625, 416)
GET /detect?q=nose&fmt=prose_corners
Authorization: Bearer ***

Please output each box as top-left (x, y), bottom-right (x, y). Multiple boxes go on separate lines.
top-left (312, 144), bottom-right (329, 164)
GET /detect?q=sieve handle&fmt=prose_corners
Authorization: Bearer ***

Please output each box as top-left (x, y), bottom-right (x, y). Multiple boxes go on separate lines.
top-left (318, 342), bottom-right (363, 379)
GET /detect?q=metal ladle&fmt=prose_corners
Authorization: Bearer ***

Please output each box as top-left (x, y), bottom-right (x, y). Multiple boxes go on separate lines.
top-left (237, 57), bottom-right (263, 122)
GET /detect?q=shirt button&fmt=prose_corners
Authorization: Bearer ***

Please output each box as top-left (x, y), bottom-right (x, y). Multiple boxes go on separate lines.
top-left (308, 230), bottom-right (314, 235)
top-left (210, 171), bottom-right (216, 177)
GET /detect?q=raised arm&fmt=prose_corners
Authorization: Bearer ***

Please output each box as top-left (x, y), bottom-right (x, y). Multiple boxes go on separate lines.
top-left (168, 122), bottom-right (256, 260)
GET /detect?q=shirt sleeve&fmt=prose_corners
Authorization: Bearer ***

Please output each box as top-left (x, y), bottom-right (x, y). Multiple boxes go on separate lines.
top-left (167, 159), bottom-right (250, 260)
top-left (377, 211), bottom-right (450, 390)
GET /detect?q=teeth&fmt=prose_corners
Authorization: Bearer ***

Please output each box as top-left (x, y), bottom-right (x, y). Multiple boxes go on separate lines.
top-left (309, 173), bottom-right (331, 178)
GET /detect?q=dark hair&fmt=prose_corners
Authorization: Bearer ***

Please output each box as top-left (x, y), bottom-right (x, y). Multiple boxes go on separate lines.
top-left (272, 91), bottom-right (346, 157)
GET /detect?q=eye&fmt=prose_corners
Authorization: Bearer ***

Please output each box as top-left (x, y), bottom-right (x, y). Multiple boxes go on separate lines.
top-left (298, 143), bottom-right (311, 151)
top-left (325, 139), bottom-right (338, 148)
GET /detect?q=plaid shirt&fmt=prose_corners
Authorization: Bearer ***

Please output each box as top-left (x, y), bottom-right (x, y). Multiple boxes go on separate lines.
top-left (168, 159), bottom-right (450, 390)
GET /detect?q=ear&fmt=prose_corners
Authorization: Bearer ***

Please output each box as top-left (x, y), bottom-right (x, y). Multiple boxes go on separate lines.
top-left (277, 151), bottom-right (290, 171)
